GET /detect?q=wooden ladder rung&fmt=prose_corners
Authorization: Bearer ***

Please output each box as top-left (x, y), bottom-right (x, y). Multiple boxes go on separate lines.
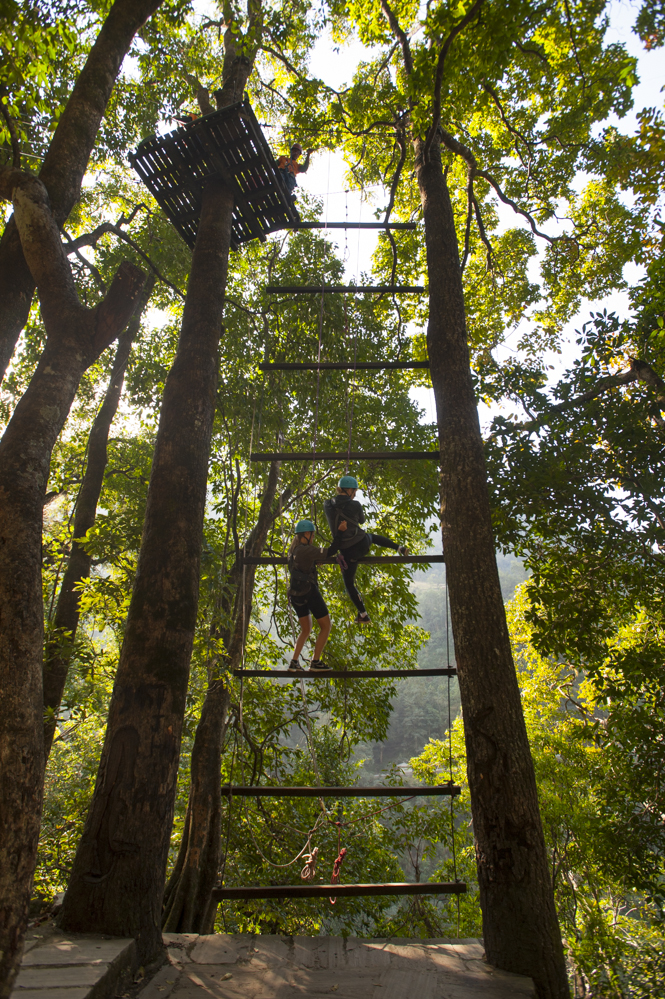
top-left (212, 882), bottom-right (466, 900)
top-left (233, 668), bottom-right (457, 678)
top-left (250, 451), bottom-right (440, 461)
top-left (221, 784), bottom-right (460, 797)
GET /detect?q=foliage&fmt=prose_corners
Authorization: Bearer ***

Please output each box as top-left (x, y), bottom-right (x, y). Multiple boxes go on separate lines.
top-left (3, 0), bottom-right (663, 979)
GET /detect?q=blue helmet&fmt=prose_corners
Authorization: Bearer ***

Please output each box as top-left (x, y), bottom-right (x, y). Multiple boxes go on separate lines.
top-left (338, 475), bottom-right (358, 489)
top-left (295, 519), bottom-right (316, 533)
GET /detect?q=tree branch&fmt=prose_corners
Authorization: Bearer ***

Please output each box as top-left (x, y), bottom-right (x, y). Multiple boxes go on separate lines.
top-left (380, 0), bottom-right (413, 76)
top-left (515, 40), bottom-right (549, 65)
top-left (0, 89), bottom-right (21, 168)
top-left (460, 174), bottom-right (474, 274)
top-left (437, 127), bottom-right (558, 244)
top-left (184, 73), bottom-right (214, 115)
top-left (491, 359), bottom-right (665, 437)
top-left (423, 0), bottom-right (486, 160)
top-left (482, 80), bottom-right (534, 164)
top-left (0, 166), bottom-right (145, 360)
top-left (62, 229), bottom-right (107, 291)
top-left (470, 188), bottom-right (496, 272)
top-left (64, 221), bottom-right (185, 300)
top-left (260, 42), bottom-right (307, 81)
top-left (383, 131), bottom-right (407, 287)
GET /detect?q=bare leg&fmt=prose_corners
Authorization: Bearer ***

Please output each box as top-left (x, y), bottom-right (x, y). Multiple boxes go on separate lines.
top-left (312, 614), bottom-right (331, 660)
top-left (292, 615), bottom-right (312, 660)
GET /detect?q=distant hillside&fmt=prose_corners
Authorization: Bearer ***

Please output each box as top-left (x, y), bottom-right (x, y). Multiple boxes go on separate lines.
top-left (357, 553), bottom-right (529, 774)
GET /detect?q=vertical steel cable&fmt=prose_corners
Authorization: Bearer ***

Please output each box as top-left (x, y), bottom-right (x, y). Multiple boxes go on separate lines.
top-left (446, 561), bottom-right (460, 936)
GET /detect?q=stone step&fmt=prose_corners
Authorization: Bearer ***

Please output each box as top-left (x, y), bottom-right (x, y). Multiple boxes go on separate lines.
top-left (12, 926), bottom-right (136, 999)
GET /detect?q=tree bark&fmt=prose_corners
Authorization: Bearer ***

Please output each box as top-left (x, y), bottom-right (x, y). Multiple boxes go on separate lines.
top-left (59, 177), bottom-right (235, 962)
top-left (43, 275), bottom-right (156, 758)
top-left (415, 137), bottom-right (569, 998)
top-left (0, 171), bottom-right (145, 999)
top-left (162, 460), bottom-right (281, 933)
top-left (0, 0), bottom-right (165, 382)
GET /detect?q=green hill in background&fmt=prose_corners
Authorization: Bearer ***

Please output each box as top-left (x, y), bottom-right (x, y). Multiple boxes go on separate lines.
top-left (359, 554), bottom-right (528, 772)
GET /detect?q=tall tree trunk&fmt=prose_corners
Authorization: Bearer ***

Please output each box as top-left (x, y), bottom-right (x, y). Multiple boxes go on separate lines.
top-left (162, 461), bottom-right (282, 934)
top-left (415, 137), bottom-right (569, 999)
top-left (59, 177), bottom-right (235, 962)
top-left (43, 275), bottom-right (155, 758)
top-left (0, 172), bottom-right (144, 999)
top-left (0, 0), bottom-right (164, 382)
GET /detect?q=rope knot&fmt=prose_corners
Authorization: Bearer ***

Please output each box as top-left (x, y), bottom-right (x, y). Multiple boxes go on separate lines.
top-left (300, 846), bottom-right (319, 881)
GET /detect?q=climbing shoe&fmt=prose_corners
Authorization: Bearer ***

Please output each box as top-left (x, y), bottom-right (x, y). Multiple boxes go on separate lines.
top-left (309, 659), bottom-right (332, 672)
top-left (355, 611), bottom-right (371, 625)
top-left (288, 659), bottom-right (306, 673)
top-left (397, 544), bottom-right (409, 556)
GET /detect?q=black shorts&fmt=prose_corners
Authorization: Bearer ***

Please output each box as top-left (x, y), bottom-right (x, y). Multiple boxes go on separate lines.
top-left (290, 584), bottom-right (329, 621)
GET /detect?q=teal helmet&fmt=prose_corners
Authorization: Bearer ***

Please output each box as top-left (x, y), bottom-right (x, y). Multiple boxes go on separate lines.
top-left (295, 519), bottom-right (316, 533)
top-left (338, 475), bottom-right (358, 489)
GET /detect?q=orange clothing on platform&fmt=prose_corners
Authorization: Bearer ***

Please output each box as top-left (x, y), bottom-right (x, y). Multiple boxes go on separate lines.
top-left (277, 155), bottom-right (305, 176)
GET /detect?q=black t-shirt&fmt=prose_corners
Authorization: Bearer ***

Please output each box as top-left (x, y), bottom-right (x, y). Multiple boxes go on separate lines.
top-left (323, 496), bottom-right (367, 549)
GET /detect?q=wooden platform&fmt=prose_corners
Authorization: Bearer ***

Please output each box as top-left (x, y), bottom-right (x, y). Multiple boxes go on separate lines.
top-left (156, 933), bottom-right (536, 999)
top-left (129, 98), bottom-right (298, 250)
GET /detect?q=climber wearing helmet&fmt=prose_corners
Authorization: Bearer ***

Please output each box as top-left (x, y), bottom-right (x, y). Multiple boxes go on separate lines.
top-left (287, 518), bottom-right (346, 672)
top-left (323, 476), bottom-right (408, 625)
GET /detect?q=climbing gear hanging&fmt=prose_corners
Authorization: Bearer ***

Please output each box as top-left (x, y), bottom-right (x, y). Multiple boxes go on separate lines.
top-left (301, 847), bottom-right (319, 881)
top-left (329, 824), bottom-right (347, 905)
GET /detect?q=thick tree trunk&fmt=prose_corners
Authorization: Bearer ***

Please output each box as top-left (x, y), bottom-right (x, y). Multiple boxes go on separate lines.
top-left (415, 138), bottom-right (569, 999)
top-left (161, 679), bottom-right (231, 935)
top-left (43, 276), bottom-right (155, 758)
top-left (59, 177), bottom-right (235, 963)
top-left (162, 461), bottom-right (281, 933)
top-left (0, 0), bottom-right (164, 382)
top-left (0, 173), bottom-right (144, 998)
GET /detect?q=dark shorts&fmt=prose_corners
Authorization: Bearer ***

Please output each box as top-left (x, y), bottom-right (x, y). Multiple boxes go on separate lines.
top-left (290, 584), bottom-right (329, 621)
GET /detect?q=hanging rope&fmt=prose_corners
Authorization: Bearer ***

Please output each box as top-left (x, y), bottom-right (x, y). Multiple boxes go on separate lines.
top-left (329, 823), bottom-right (347, 904)
top-left (300, 846), bottom-right (319, 880)
top-left (344, 296), bottom-right (359, 474)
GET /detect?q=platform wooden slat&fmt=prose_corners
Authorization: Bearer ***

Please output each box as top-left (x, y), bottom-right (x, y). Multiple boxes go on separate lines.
top-left (233, 668), bottom-right (457, 678)
top-left (130, 98), bottom-right (299, 250)
top-left (213, 881), bottom-right (466, 900)
top-left (260, 361), bottom-right (429, 370)
top-left (222, 784), bottom-right (459, 796)
top-left (243, 555), bottom-right (445, 565)
top-left (250, 451), bottom-right (440, 461)
top-left (265, 285), bottom-right (424, 294)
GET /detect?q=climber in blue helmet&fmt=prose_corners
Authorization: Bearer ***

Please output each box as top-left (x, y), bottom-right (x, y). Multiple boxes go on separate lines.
top-left (323, 475), bottom-right (408, 625)
top-left (286, 517), bottom-right (347, 672)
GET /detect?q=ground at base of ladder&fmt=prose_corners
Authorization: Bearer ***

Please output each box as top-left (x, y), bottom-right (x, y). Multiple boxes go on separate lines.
top-left (154, 933), bottom-right (535, 998)
top-left (12, 927), bottom-right (535, 999)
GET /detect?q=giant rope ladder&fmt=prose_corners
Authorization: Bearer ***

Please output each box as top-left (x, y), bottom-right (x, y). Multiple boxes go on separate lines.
top-left (132, 97), bottom-right (466, 913)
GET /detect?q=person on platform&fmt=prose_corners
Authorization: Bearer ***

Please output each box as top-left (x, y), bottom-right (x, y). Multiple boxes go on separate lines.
top-left (276, 143), bottom-right (312, 201)
top-left (323, 476), bottom-right (408, 625)
top-left (287, 518), bottom-right (345, 672)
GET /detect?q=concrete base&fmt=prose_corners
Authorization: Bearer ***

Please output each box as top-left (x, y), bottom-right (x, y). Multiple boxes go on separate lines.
top-left (11, 925), bottom-right (136, 999)
top-left (12, 930), bottom-right (535, 999)
top-left (155, 934), bottom-right (535, 999)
